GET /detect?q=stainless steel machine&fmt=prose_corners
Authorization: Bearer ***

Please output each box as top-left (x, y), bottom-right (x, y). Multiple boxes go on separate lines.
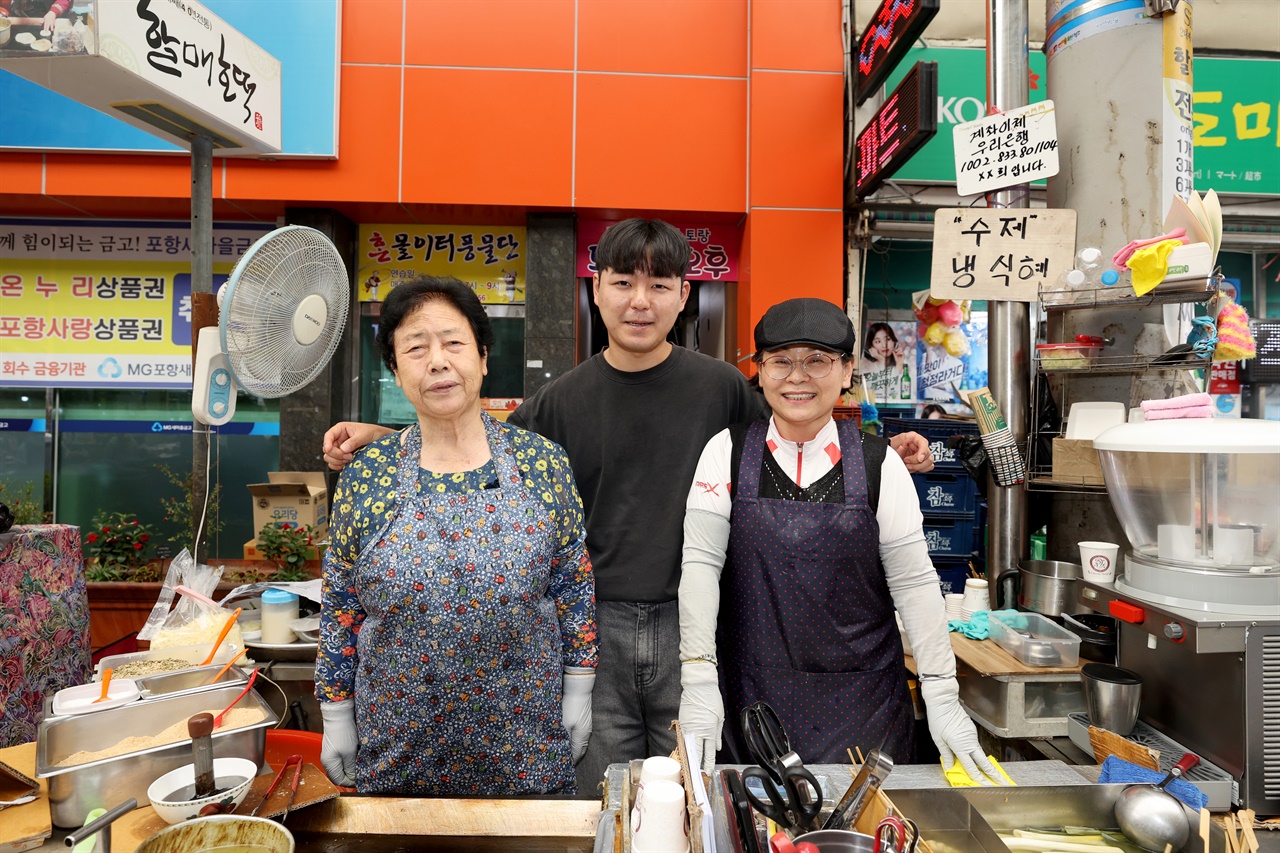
top-left (1077, 418), bottom-right (1280, 815)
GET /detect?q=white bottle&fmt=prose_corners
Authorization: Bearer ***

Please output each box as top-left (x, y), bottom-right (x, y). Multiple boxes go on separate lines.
top-left (260, 588), bottom-right (300, 644)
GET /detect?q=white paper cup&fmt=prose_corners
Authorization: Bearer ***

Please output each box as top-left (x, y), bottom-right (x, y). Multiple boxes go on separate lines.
top-left (630, 755), bottom-right (684, 827)
top-left (1079, 541), bottom-right (1120, 583)
top-left (961, 578), bottom-right (989, 614)
top-left (632, 778), bottom-right (690, 853)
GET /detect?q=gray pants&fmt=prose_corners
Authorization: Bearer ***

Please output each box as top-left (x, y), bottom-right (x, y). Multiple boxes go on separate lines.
top-left (575, 600), bottom-right (681, 796)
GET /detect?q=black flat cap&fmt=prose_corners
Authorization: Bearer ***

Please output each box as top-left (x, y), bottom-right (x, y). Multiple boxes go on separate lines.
top-left (754, 298), bottom-right (856, 356)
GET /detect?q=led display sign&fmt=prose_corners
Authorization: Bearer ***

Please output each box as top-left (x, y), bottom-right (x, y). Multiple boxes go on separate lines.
top-left (854, 61), bottom-right (938, 199)
top-left (855, 0), bottom-right (940, 106)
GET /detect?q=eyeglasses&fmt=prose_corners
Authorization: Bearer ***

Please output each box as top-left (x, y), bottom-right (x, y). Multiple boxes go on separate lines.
top-left (760, 353), bottom-right (841, 381)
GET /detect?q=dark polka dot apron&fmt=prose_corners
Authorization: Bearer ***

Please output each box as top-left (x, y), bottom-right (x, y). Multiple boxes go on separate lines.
top-left (718, 418), bottom-right (914, 765)
top-left (351, 417), bottom-right (573, 795)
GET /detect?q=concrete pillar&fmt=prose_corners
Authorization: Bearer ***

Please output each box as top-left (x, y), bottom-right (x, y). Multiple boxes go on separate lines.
top-left (1043, 3), bottom-right (1192, 554)
top-left (523, 213), bottom-right (577, 396)
top-left (278, 207), bottom-right (358, 472)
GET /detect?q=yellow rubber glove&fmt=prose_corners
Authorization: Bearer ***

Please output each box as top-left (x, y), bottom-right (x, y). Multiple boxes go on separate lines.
top-left (1126, 239), bottom-right (1181, 297)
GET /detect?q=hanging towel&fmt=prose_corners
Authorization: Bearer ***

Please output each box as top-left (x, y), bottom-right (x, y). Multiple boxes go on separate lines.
top-left (1112, 228), bottom-right (1187, 268)
top-left (1141, 393), bottom-right (1212, 413)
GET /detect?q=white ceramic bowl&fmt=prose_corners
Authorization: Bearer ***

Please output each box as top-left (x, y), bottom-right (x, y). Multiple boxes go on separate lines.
top-left (147, 757), bottom-right (258, 825)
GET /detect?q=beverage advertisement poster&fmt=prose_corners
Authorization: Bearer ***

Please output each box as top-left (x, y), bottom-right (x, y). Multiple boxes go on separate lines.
top-left (916, 311), bottom-right (989, 402)
top-left (860, 320), bottom-right (918, 403)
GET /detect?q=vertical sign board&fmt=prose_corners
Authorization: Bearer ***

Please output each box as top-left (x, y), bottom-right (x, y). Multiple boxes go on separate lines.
top-left (0, 0), bottom-right (281, 154)
top-left (854, 0), bottom-right (940, 105)
top-left (854, 62), bottom-right (939, 199)
top-left (953, 101), bottom-right (1060, 197)
top-left (1162, 1), bottom-right (1195, 205)
top-left (929, 209), bottom-right (1077, 303)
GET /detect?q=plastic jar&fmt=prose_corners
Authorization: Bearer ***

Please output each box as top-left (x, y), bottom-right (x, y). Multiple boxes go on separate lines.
top-left (260, 589), bottom-right (300, 644)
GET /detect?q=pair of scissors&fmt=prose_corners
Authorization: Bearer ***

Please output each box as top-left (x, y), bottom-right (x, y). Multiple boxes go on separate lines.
top-left (874, 815), bottom-right (920, 853)
top-left (740, 701), bottom-right (822, 833)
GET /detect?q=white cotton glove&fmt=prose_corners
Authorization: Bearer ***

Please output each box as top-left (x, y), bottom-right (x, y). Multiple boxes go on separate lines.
top-left (562, 666), bottom-right (595, 764)
top-left (320, 698), bottom-right (358, 787)
top-left (679, 661), bottom-right (723, 774)
top-left (920, 677), bottom-right (1005, 785)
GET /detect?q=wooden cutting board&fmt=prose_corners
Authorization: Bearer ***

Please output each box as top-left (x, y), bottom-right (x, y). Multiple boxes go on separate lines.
top-left (0, 742), bottom-right (51, 853)
top-left (950, 634), bottom-right (1084, 677)
top-left (110, 763), bottom-right (340, 852)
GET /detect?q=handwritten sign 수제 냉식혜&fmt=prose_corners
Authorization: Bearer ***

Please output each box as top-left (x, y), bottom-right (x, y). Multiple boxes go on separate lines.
top-left (953, 101), bottom-right (1060, 197)
top-left (930, 208), bottom-right (1076, 302)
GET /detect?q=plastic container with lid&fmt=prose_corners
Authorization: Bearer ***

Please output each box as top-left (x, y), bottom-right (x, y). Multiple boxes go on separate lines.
top-left (260, 588), bottom-right (300, 644)
top-left (1036, 342), bottom-right (1102, 369)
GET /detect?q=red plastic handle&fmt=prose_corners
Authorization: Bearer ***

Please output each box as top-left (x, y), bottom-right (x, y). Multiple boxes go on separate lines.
top-left (770, 832), bottom-right (798, 853)
top-left (1173, 753), bottom-right (1201, 776)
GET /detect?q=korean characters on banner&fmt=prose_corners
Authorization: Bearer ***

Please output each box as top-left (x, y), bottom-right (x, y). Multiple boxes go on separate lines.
top-left (0, 220), bottom-right (271, 389)
top-left (358, 225), bottom-right (527, 304)
top-left (930, 208), bottom-right (1077, 302)
top-left (860, 320), bottom-right (917, 404)
top-left (575, 220), bottom-right (740, 281)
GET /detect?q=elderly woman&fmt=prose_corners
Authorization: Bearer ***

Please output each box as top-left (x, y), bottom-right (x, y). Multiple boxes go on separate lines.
top-left (316, 276), bottom-right (597, 796)
top-left (678, 298), bottom-right (1002, 784)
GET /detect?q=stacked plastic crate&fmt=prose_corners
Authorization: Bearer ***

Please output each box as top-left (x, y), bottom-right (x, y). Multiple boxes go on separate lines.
top-left (884, 417), bottom-right (981, 595)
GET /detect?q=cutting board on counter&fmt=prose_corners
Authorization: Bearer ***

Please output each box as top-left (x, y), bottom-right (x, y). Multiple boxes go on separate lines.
top-left (0, 743), bottom-right (51, 853)
top-left (110, 764), bottom-right (340, 852)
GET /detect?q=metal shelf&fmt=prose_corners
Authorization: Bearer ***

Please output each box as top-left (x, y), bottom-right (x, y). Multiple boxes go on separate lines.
top-left (1039, 273), bottom-right (1223, 309)
top-left (1035, 351), bottom-right (1212, 376)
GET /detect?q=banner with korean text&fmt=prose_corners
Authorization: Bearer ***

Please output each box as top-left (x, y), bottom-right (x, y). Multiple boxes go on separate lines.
top-left (357, 225), bottom-right (527, 304)
top-left (575, 220), bottom-right (740, 281)
top-left (0, 219), bottom-right (272, 389)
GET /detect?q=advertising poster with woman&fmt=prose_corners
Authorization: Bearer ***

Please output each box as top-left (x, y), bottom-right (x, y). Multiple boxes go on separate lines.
top-left (860, 320), bottom-right (917, 403)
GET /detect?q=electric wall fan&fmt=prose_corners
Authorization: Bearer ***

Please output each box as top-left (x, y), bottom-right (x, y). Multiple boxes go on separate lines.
top-left (193, 225), bottom-right (350, 425)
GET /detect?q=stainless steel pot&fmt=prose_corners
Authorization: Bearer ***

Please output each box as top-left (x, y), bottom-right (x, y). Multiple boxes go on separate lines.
top-left (999, 560), bottom-right (1082, 616)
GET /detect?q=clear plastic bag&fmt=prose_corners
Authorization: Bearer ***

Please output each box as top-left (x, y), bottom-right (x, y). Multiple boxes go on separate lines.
top-left (137, 549), bottom-right (244, 653)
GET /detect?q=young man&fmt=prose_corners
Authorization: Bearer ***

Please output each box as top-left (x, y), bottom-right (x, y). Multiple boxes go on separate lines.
top-left (322, 219), bottom-right (933, 790)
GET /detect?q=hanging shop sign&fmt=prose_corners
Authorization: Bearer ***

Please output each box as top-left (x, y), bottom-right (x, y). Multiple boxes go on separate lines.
top-left (1161, 2), bottom-right (1194, 206)
top-left (853, 0), bottom-right (940, 106)
top-left (929, 208), bottom-right (1077, 302)
top-left (358, 225), bottom-right (527, 304)
top-left (953, 101), bottom-right (1059, 197)
top-left (883, 48), bottom-right (1278, 197)
top-left (0, 0), bottom-right (282, 154)
top-left (0, 219), bottom-right (272, 389)
top-left (576, 221), bottom-right (740, 281)
top-left (854, 61), bottom-right (938, 200)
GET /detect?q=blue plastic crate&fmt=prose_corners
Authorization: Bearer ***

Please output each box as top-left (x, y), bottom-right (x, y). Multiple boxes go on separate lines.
top-left (922, 515), bottom-right (978, 557)
top-left (883, 417), bottom-right (978, 470)
top-left (912, 471), bottom-right (978, 516)
top-left (934, 558), bottom-right (970, 595)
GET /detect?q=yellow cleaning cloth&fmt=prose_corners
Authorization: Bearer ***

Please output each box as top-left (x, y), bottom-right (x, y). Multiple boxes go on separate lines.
top-left (1126, 239), bottom-right (1181, 297)
top-left (942, 756), bottom-right (1016, 786)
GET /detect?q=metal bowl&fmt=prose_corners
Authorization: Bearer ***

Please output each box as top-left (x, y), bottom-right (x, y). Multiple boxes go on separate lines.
top-left (135, 815), bottom-right (294, 852)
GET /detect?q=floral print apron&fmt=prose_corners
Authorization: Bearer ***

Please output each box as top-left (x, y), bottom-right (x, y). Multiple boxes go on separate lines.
top-left (351, 417), bottom-right (574, 795)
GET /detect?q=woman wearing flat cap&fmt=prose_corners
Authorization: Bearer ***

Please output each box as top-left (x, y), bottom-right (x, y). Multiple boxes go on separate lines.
top-left (677, 297), bottom-right (1003, 784)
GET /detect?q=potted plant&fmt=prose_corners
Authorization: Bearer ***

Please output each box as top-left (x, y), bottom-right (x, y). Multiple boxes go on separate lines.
top-left (251, 522), bottom-right (323, 582)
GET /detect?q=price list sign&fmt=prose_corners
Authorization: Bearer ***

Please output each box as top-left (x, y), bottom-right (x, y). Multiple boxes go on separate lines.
top-left (953, 101), bottom-right (1060, 197)
top-left (930, 208), bottom-right (1077, 302)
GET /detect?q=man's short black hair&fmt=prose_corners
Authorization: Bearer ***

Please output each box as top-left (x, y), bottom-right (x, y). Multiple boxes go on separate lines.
top-left (376, 275), bottom-right (495, 372)
top-left (594, 218), bottom-right (690, 280)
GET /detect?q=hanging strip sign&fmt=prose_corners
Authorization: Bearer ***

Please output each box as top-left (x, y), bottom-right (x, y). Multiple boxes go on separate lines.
top-left (930, 208), bottom-right (1077, 302)
top-left (953, 101), bottom-right (1060, 197)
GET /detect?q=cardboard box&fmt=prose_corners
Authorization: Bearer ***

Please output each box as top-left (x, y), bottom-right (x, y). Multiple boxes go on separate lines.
top-left (242, 537), bottom-right (328, 562)
top-left (1052, 438), bottom-right (1105, 485)
top-left (247, 472), bottom-right (329, 535)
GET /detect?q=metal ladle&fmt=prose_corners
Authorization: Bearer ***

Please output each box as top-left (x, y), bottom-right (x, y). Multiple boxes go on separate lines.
top-left (1114, 753), bottom-right (1200, 852)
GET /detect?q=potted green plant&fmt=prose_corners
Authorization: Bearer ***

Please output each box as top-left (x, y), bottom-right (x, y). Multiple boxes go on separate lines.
top-left (253, 522), bottom-right (323, 582)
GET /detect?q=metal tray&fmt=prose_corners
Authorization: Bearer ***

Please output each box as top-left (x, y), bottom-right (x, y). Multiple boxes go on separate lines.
top-left (244, 638), bottom-right (318, 662)
top-left (36, 682), bottom-right (277, 828)
top-left (138, 664), bottom-right (250, 698)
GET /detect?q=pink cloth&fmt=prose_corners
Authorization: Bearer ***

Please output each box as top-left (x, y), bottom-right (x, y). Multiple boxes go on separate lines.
top-left (1144, 405), bottom-right (1214, 420)
top-left (1112, 228), bottom-right (1188, 268)
top-left (1141, 392), bottom-right (1212, 413)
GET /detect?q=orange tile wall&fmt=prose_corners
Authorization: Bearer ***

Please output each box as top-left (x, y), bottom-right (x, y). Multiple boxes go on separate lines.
top-left (9, 0), bottom-right (847, 347)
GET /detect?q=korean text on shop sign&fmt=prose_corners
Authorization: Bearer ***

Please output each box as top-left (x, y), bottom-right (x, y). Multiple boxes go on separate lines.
top-left (365, 231), bottom-right (522, 266)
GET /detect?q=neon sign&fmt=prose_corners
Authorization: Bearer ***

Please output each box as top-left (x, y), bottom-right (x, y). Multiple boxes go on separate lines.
top-left (855, 0), bottom-right (940, 106)
top-left (854, 62), bottom-right (938, 199)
